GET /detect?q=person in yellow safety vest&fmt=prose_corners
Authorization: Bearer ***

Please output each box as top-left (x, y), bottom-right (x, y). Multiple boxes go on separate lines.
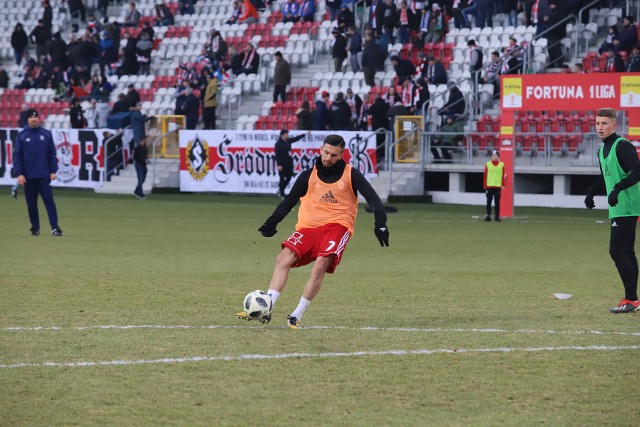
top-left (483, 150), bottom-right (507, 222)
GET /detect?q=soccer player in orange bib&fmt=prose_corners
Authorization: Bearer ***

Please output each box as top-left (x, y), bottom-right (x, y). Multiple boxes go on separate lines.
top-left (237, 134), bottom-right (390, 329)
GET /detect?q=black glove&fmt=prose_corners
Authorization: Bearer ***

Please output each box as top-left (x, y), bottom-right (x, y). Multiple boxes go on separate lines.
top-left (608, 187), bottom-right (620, 207)
top-left (584, 194), bottom-right (595, 209)
top-left (258, 222), bottom-right (277, 237)
top-left (374, 225), bottom-right (389, 247)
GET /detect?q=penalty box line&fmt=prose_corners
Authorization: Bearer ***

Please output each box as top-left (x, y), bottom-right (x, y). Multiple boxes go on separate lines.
top-left (1, 345), bottom-right (640, 369)
top-left (2, 324), bottom-right (640, 337)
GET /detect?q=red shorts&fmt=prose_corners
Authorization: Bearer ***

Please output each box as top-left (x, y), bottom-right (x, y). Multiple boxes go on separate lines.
top-left (281, 223), bottom-right (352, 273)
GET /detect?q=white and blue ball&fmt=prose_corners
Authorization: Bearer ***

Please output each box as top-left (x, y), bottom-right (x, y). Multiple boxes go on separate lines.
top-left (243, 290), bottom-right (273, 320)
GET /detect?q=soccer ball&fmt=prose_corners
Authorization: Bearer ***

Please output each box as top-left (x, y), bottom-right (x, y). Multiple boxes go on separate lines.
top-left (243, 290), bottom-right (272, 320)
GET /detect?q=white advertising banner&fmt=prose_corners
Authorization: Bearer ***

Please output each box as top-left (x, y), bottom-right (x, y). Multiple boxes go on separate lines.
top-left (0, 128), bottom-right (109, 189)
top-left (179, 130), bottom-right (379, 193)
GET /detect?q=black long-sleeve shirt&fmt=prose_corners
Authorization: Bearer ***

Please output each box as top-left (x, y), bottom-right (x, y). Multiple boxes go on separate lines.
top-left (264, 157), bottom-right (387, 228)
top-left (274, 133), bottom-right (305, 168)
top-left (588, 132), bottom-right (640, 195)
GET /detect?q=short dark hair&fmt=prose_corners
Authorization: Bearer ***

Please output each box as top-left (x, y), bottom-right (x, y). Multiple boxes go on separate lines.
top-left (596, 108), bottom-right (617, 119)
top-left (323, 134), bottom-right (346, 149)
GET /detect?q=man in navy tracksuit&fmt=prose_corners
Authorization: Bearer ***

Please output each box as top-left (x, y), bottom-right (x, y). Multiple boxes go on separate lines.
top-left (13, 108), bottom-right (64, 236)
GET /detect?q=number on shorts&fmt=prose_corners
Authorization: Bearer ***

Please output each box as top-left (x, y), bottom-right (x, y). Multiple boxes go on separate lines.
top-left (325, 240), bottom-right (336, 251)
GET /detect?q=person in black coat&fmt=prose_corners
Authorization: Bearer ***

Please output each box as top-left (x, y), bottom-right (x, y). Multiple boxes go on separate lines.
top-left (605, 47), bottom-right (625, 72)
top-left (390, 55), bottom-right (416, 85)
top-left (275, 129), bottom-right (307, 198)
top-left (49, 32), bottom-right (68, 69)
top-left (368, 95), bottom-right (389, 162)
top-left (627, 45), bottom-right (640, 72)
top-left (362, 31), bottom-right (381, 87)
top-left (182, 87), bottom-right (199, 129)
top-left (328, 92), bottom-right (353, 131)
top-left (615, 16), bottom-right (638, 54)
top-left (438, 81), bottom-right (465, 118)
top-left (42, 0), bottom-right (53, 36)
top-left (331, 27), bottom-right (348, 72)
top-left (11, 23), bottom-right (29, 65)
top-left (313, 91), bottom-right (331, 130)
top-left (69, 98), bottom-right (86, 129)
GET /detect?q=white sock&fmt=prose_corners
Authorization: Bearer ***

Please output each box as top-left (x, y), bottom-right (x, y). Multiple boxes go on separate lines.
top-left (291, 297), bottom-right (311, 320)
top-left (267, 290), bottom-right (280, 306)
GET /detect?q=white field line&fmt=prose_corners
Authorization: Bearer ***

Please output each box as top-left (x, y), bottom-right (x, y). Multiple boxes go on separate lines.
top-left (2, 324), bottom-right (640, 337)
top-left (1, 345), bottom-right (639, 369)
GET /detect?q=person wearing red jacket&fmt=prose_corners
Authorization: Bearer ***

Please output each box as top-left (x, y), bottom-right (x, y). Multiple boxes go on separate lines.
top-left (238, 0), bottom-right (259, 24)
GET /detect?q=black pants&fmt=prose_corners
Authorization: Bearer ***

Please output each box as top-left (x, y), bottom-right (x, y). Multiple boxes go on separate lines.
top-left (486, 188), bottom-right (501, 218)
top-left (134, 162), bottom-right (147, 197)
top-left (610, 216), bottom-right (639, 301)
top-left (203, 107), bottom-right (216, 130)
top-left (278, 165), bottom-right (293, 197)
top-left (273, 85), bottom-right (287, 103)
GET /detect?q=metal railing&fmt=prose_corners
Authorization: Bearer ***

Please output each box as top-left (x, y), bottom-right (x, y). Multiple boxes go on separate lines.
top-left (572, 0), bottom-right (604, 64)
top-left (103, 126), bottom-right (132, 181)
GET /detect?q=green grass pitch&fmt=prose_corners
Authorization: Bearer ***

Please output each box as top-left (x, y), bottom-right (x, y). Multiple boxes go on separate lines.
top-left (0, 189), bottom-right (637, 426)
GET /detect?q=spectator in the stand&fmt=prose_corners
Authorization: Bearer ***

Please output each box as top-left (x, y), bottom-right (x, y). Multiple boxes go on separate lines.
top-left (140, 21), bottom-right (154, 41)
top-left (76, 32), bottom-right (98, 70)
top-left (543, 0), bottom-right (565, 67)
top-left (119, 32), bottom-right (139, 75)
top-left (273, 51), bottom-right (291, 103)
top-left (605, 47), bottom-right (625, 72)
top-left (598, 25), bottom-right (619, 55)
top-left (203, 74), bottom-right (218, 130)
top-left (0, 65), bottom-right (8, 88)
top-left (400, 78), bottom-right (414, 111)
top-left (296, 101), bottom-right (312, 130)
top-left (239, 43), bottom-right (260, 74)
top-left (390, 55), bottom-right (415, 85)
top-left (467, 39), bottom-right (483, 86)
top-left (98, 30), bottom-right (116, 75)
top-left (89, 74), bottom-right (110, 101)
top-left (347, 26), bottom-right (362, 72)
top-left (135, 32), bottom-right (153, 75)
top-left (85, 99), bottom-right (98, 128)
top-left (499, 0), bottom-right (518, 27)
top-left (155, 3), bottom-right (174, 26)
top-left (431, 114), bottom-right (463, 163)
top-left (331, 27), bottom-right (347, 72)
top-left (125, 83), bottom-right (141, 108)
top-left (326, 0), bottom-right (340, 21)
top-left (49, 32), bottom-right (69, 69)
top-left (627, 45), bottom-right (640, 72)
top-left (362, 30), bottom-right (380, 87)
top-left (274, 129), bottom-right (307, 198)
top-left (238, 0), bottom-right (259, 24)
top-left (369, 0), bottom-right (384, 36)
top-left (282, 0), bottom-right (300, 23)
top-left (414, 50), bottom-right (428, 80)
top-left (11, 23), bottom-right (29, 66)
top-left (413, 78), bottom-right (430, 116)
top-left (460, 0), bottom-right (478, 29)
top-left (69, 0), bottom-right (86, 24)
top-left (482, 51), bottom-right (501, 97)
top-left (42, 0), bottom-right (53, 36)
top-left (179, 0), bottom-right (195, 16)
top-left (123, 2), bottom-right (142, 27)
top-left (30, 20), bottom-right (50, 64)
top-left (384, 85), bottom-right (402, 106)
top-left (172, 79), bottom-right (190, 114)
top-left (476, 0), bottom-right (494, 28)
top-left (345, 88), bottom-right (363, 129)
top-left (312, 91), bottom-right (330, 130)
top-left (438, 81), bottom-right (465, 119)
top-left (615, 16), bottom-right (638, 54)
top-left (560, 63), bottom-right (571, 73)
top-left (86, 15), bottom-right (102, 37)
top-left (329, 91), bottom-right (352, 131)
top-left (207, 30), bottom-right (228, 69)
top-left (425, 56), bottom-right (447, 85)
top-left (97, 0), bottom-right (109, 17)
top-left (182, 87), bottom-right (199, 129)
top-left (382, 0), bottom-right (397, 43)
top-left (573, 63), bottom-right (587, 73)
top-left (337, 4), bottom-right (354, 32)
top-left (298, 0), bottom-right (315, 23)
top-left (96, 100), bottom-right (111, 128)
top-left (226, 1), bottom-right (242, 24)
top-left (368, 95), bottom-right (389, 161)
top-left (395, 1), bottom-right (414, 45)
top-left (501, 48), bottom-right (522, 74)
top-left (422, 2), bottom-right (444, 44)
top-left (69, 98), bottom-right (86, 128)
top-left (111, 93), bottom-right (129, 114)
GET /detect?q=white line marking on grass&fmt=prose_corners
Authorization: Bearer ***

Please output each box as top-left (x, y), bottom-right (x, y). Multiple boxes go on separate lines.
top-left (1, 345), bottom-right (639, 369)
top-left (2, 324), bottom-right (640, 337)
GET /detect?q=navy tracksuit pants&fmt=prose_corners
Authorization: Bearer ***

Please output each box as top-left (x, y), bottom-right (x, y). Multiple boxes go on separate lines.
top-left (24, 178), bottom-right (59, 231)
